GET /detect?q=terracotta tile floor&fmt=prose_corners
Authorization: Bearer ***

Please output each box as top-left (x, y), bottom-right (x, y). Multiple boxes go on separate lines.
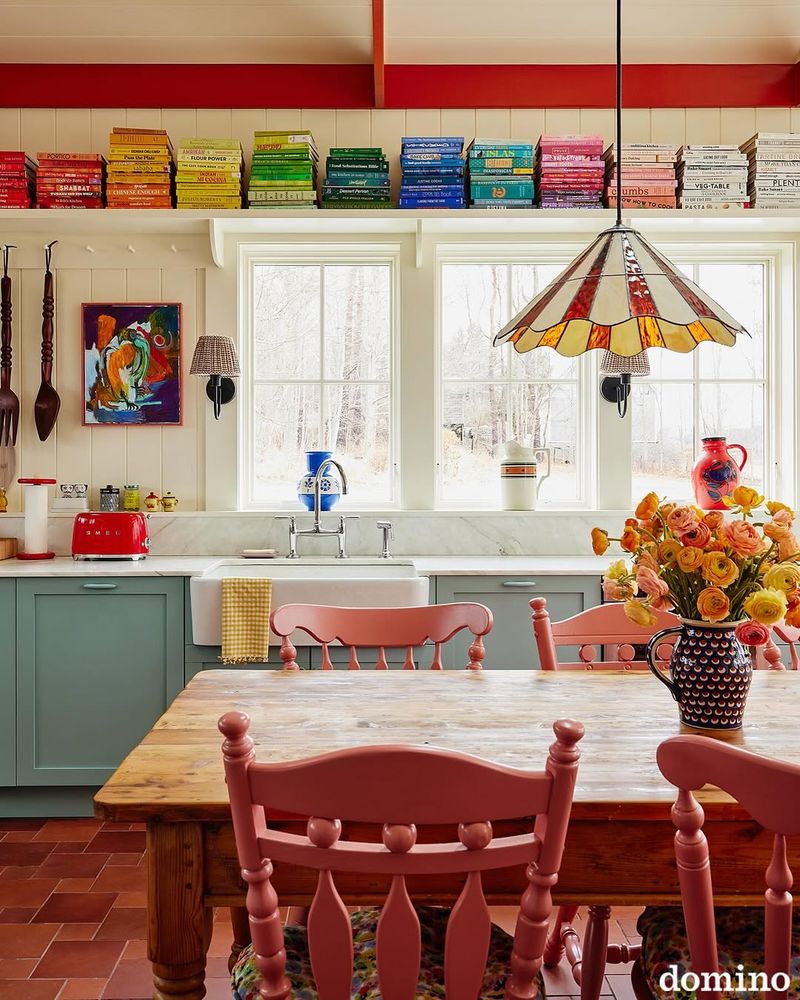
top-left (0, 818), bottom-right (643, 999)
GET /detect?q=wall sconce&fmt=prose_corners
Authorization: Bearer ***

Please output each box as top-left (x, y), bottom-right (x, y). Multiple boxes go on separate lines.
top-left (599, 349), bottom-right (650, 419)
top-left (190, 335), bottom-right (240, 419)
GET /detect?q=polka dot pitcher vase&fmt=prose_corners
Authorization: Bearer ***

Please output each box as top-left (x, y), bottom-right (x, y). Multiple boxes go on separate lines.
top-left (646, 620), bottom-right (752, 731)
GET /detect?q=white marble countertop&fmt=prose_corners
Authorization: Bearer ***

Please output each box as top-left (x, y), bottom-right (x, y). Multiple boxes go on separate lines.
top-left (0, 554), bottom-right (603, 577)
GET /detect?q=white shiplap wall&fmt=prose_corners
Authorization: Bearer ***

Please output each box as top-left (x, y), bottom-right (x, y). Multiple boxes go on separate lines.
top-left (0, 105), bottom-right (797, 513)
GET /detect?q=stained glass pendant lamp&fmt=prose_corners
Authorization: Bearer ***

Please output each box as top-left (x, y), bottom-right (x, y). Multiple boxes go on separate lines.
top-left (493, 0), bottom-right (749, 418)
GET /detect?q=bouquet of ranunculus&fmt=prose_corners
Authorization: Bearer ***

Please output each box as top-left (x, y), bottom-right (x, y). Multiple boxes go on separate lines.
top-left (591, 486), bottom-right (800, 646)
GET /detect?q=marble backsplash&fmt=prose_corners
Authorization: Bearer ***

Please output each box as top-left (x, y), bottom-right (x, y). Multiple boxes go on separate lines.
top-left (0, 510), bottom-right (622, 558)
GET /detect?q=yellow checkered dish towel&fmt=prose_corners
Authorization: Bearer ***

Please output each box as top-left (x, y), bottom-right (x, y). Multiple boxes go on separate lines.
top-left (220, 577), bottom-right (272, 664)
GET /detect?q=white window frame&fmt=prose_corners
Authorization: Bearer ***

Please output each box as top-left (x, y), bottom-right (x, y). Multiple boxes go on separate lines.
top-left (434, 242), bottom-right (598, 509)
top-left (238, 242), bottom-right (402, 512)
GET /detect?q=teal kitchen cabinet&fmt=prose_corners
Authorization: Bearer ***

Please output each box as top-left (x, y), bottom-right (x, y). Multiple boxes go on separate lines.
top-left (433, 575), bottom-right (601, 669)
top-left (0, 580), bottom-right (15, 786)
top-left (16, 577), bottom-right (184, 786)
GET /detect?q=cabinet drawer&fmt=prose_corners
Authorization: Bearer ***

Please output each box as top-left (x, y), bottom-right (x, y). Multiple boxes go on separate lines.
top-left (434, 575), bottom-right (601, 669)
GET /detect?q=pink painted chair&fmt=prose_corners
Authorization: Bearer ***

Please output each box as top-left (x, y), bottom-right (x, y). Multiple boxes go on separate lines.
top-left (531, 597), bottom-right (680, 672)
top-left (219, 710), bottom-right (585, 1000)
top-left (270, 602), bottom-right (494, 671)
top-left (633, 734), bottom-right (800, 999)
top-left (755, 623), bottom-right (800, 671)
top-left (532, 597), bottom-right (678, 1000)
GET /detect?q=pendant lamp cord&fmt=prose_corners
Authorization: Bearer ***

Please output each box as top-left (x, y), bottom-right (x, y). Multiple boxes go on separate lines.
top-left (615, 0), bottom-right (623, 226)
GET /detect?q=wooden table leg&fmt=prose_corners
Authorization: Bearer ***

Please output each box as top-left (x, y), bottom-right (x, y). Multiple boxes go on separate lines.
top-left (580, 905), bottom-right (611, 1000)
top-left (148, 821), bottom-right (213, 999)
top-left (229, 907), bottom-right (251, 973)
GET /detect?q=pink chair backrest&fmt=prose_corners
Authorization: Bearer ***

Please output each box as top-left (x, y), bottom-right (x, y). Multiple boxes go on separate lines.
top-left (658, 735), bottom-right (800, 1000)
top-left (531, 597), bottom-right (679, 671)
top-left (219, 711), bottom-right (584, 1000)
top-left (754, 623), bottom-right (800, 671)
top-left (270, 602), bottom-right (493, 671)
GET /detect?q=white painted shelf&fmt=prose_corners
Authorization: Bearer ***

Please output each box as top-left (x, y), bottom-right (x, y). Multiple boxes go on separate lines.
top-left (2, 208), bottom-right (800, 268)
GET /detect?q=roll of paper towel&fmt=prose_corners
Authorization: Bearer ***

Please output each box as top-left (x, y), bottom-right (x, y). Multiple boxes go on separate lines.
top-left (18, 478), bottom-right (55, 559)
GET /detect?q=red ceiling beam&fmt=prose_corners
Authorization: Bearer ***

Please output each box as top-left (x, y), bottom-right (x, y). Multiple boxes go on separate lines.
top-left (385, 63), bottom-right (800, 109)
top-left (0, 62), bottom-right (798, 110)
top-left (372, 0), bottom-right (385, 109)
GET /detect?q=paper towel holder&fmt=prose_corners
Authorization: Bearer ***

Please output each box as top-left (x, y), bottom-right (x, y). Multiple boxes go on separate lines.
top-left (16, 477), bottom-right (56, 560)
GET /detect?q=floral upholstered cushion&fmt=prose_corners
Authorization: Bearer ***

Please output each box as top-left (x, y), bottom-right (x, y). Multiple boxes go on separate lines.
top-left (638, 905), bottom-right (800, 999)
top-left (232, 905), bottom-right (545, 1000)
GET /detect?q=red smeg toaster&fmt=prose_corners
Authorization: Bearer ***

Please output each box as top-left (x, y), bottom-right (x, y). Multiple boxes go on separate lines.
top-left (71, 512), bottom-right (150, 560)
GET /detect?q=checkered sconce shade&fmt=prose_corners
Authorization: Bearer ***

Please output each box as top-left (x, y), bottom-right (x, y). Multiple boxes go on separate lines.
top-left (189, 335), bottom-right (241, 377)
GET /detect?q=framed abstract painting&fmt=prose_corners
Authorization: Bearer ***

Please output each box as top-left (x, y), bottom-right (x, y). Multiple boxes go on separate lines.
top-left (82, 303), bottom-right (182, 426)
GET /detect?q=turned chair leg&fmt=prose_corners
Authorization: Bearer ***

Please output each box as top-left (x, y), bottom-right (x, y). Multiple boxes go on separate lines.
top-left (544, 904), bottom-right (580, 967)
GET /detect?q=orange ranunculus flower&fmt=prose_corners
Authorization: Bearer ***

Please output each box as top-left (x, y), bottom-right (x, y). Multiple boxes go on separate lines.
top-left (620, 526), bottom-right (640, 553)
top-left (681, 521), bottom-right (712, 549)
top-left (657, 539), bottom-right (681, 566)
top-left (635, 492), bottom-right (659, 521)
top-left (724, 520), bottom-right (765, 558)
top-left (697, 587), bottom-right (731, 623)
top-left (666, 506), bottom-right (698, 535)
top-left (591, 528), bottom-right (609, 556)
top-left (701, 552), bottom-right (739, 588)
top-left (744, 587), bottom-right (788, 626)
top-left (706, 537), bottom-right (727, 552)
top-left (730, 485), bottom-right (764, 513)
top-left (676, 546), bottom-right (705, 573)
top-left (624, 599), bottom-right (657, 629)
top-left (785, 603), bottom-right (800, 628)
top-left (703, 510), bottom-right (725, 531)
top-left (639, 517), bottom-right (664, 540)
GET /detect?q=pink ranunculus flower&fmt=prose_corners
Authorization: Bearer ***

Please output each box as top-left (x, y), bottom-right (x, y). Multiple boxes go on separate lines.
top-left (666, 506), bottom-right (698, 535)
top-left (602, 577), bottom-right (633, 601)
top-left (636, 550), bottom-right (660, 574)
top-left (724, 520), bottom-right (765, 557)
top-left (650, 594), bottom-right (674, 612)
top-left (636, 565), bottom-right (670, 601)
top-left (734, 620), bottom-right (771, 647)
top-left (681, 521), bottom-right (712, 549)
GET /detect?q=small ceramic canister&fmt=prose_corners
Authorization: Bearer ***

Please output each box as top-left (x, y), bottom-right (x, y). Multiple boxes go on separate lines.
top-left (144, 491), bottom-right (161, 512)
top-left (161, 492), bottom-right (179, 512)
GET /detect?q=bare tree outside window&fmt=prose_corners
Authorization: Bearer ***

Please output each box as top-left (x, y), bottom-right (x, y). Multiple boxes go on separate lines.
top-left (440, 262), bottom-right (580, 505)
top-left (250, 261), bottom-right (393, 505)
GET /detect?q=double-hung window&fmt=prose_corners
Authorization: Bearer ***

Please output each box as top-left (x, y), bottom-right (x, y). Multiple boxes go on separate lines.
top-left (239, 245), bottom-right (398, 509)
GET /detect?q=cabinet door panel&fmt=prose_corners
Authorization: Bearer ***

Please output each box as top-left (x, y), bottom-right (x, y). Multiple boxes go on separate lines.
top-left (434, 576), bottom-right (601, 669)
top-left (0, 580), bottom-right (15, 786)
top-left (17, 578), bottom-right (184, 786)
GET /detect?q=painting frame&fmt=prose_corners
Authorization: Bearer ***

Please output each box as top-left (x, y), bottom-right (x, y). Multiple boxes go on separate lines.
top-left (82, 302), bottom-right (183, 427)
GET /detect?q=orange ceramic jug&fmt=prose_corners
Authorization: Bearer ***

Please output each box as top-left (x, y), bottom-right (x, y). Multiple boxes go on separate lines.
top-left (691, 436), bottom-right (748, 510)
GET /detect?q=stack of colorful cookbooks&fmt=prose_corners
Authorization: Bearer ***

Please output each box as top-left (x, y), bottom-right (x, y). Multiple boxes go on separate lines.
top-left (537, 135), bottom-right (605, 209)
top-left (604, 142), bottom-right (678, 209)
top-left (466, 139), bottom-right (535, 208)
top-left (0, 152), bottom-right (36, 208)
top-left (247, 129), bottom-right (318, 209)
top-left (676, 145), bottom-right (749, 209)
top-left (175, 138), bottom-right (243, 209)
top-left (106, 127), bottom-right (174, 208)
top-left (398, 137), bottom-right (465, 209)
top-left (322, 147), bottom-right (391, 208)
top-left (741, 132), bottom-right (800, 209)
top-left (37, 152), bottom-right (105, 208)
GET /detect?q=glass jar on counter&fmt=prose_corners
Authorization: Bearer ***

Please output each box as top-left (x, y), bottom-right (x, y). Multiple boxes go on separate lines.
top-left (122, 485), bottom-right (141, 510)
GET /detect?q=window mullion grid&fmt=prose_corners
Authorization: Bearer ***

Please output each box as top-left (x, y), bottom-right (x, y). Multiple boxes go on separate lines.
top-left (319, 263), bottom-right (326, 449)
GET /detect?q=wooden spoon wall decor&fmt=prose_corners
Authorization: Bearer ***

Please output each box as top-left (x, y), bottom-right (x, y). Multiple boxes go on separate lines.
top-left (34, 241), bottom-right (60, 442)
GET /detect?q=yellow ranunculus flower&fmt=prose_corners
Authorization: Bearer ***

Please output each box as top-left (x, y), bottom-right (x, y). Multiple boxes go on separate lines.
top-left (676, 546), bottom-right (705, 573)
top-left (763, 563), bottom-right (800, 592)
top-left (635, 492), bottom-right (659, 521)
top-left (701, 552), bottom-right (739, 588)
top-left (657, 539), bottom-right (681, 566)
top-left (624, 599), bottom-right (657, 629)
top-left (591, 528), bottom-right (609, 556)
top-left (767, 501), bottom-right (794, 518)
top-left (744, 587), bottom-right (788, 626)
top-left (696, 587), bottom-right (731, 623)
top-left (606, 559), bottom-right (629, 581)
top-left (731, 485), bottom-right (765, 513)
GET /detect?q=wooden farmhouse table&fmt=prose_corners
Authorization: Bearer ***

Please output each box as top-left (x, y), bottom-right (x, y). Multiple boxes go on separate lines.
top-left (95, 668), bottom-right (799, 999)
